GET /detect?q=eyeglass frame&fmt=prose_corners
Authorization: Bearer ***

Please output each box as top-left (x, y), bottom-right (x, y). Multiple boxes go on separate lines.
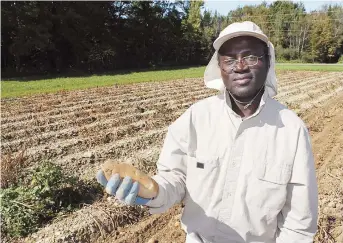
top-left (218, 54), bottom-right (268, 69)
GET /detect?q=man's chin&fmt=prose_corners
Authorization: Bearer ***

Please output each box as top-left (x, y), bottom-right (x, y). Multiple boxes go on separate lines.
top-left (229, 87), bottom-right (256, 101)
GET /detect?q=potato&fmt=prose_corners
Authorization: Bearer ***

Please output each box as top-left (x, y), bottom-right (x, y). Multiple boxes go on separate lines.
top-left (101, 160), bottom-right (158, 199)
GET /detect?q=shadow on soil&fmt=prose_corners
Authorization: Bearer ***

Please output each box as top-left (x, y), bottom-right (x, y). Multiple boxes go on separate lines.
top-left (56, 178), bottom-right (104, 208)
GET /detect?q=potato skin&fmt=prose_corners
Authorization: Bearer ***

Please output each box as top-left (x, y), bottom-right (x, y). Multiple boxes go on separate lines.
top-left (101, 160), bottom-right (158, 199)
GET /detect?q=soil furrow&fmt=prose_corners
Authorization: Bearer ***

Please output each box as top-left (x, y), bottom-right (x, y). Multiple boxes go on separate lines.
top-left (54, 128), bottom-right (167, 178)
top-left (2, 114), bottom-right (154, 153)
top-left (277, 72), bottom-right (338, 90)
top-left (277, 71), bottom-right (339, 86)
top-left (279, 82), bottom-right (342, 104)
top-left (4, 111), bottom-right (180, 166)
top-left (0, 78), bottom-right (204, 117)
top-left (276, 75), bottom-right (342, 99)
top-left (1, 92), bottom-right (212, 142)
top-left (1, 85), bottom-right (210, 125)
top-left (1, 90), bottom-right (214, 136)
top-left (1, 82), bottom-right (204, 119)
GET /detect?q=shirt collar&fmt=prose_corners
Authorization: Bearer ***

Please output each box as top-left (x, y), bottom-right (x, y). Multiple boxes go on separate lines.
top-left (224, 87), bottom-right (268, 120)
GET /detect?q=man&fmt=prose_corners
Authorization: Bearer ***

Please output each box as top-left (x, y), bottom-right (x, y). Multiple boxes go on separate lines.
top-left (97, 21), bottom-right (318, 242)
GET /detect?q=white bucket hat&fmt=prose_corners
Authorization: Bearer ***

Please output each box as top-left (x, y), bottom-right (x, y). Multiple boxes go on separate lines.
top-left (204, 21), bottom-right (277, 97)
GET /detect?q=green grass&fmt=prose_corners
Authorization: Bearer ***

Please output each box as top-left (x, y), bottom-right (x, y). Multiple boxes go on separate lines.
top-left (1, 64), bottom-right (342, 98)
top-left (275, 63), bottom-right (343, 72)
top-left (1, 67), bottom-right (205, 98)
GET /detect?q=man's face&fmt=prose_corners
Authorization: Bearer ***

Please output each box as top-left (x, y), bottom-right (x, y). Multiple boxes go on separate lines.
top-left (218, 36), bottom-right (269, 100)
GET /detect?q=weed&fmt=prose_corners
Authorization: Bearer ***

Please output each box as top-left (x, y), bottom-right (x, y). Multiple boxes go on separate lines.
top-left (0, 148), bottom-right (27, 188)
top-left (0, 161), bottom-right (102, 238)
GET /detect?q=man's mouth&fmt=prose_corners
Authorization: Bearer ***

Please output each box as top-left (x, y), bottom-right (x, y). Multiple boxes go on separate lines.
top-left (233, 75), bottom-right (253, 85)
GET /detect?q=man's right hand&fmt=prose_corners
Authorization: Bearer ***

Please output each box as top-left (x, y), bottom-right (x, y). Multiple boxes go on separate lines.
top-left (96, 170), bottom-right (152, 205)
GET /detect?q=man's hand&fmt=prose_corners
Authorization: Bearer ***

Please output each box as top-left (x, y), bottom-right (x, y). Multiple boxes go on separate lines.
top-left (96, 170), bottom-right (151, 205)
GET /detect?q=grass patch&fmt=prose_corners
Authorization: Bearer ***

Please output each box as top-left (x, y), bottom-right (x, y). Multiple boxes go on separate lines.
top-left (276, 63), bottom-right (343, 72)
top-left (1, 64), bottom-right (342, 98)
top-left (0, 161), bottom-right (102, 238)
top-left (1, 66), bottom-right (205, 98)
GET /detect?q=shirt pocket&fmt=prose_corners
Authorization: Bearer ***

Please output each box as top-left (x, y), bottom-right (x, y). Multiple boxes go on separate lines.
top-left (186, 154), bottom-right (219, 200)
top-left (255, 155), bottom-right (293, 185)
top-left (248, 155), bottom-right (292, 212)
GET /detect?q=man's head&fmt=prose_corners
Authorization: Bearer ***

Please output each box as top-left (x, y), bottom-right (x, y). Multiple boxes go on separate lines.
top-left (204, 21), bottom-right (278, 99)
top-left (217, 36), bottom-right (270, 101)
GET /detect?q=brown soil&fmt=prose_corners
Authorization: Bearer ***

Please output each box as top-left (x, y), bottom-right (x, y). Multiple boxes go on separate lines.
top-left (1, 71), bottom-right (342, 243)
top-left (102, 205), bottom-right (185, 243)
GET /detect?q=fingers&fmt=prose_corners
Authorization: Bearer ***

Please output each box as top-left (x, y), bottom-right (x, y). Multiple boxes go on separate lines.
top-left (96, 171), bottom-right (151, 205)
top-left (124, 181), bottom-right (139, 205)
top-left (96, 170), bottom-right (108, 187)
top-left (124, 182), bottom-right (151, 205)
top-left (105, 173), bottom-right (121, 195)
top-left (116, 176), bottom-right (133, 200)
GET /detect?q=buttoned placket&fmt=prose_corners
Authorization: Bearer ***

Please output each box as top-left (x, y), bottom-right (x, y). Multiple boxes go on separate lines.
top-left (217, 114), bottom-right (245, 229)
top-left (216, 90), bottom-right (267, 231)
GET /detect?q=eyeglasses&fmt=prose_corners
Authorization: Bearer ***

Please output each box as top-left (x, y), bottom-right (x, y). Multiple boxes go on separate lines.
top-left (221, 55), bottom-right (265, 68)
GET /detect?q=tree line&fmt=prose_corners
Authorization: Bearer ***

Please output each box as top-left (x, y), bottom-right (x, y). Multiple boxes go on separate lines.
top-left (1, 1), bottom-right (343, 78)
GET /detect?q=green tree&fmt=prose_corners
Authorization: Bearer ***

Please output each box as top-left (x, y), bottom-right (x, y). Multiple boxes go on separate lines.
top-left (310, 12), bottom-right (338, 62)
top-left (1, 1), bottom-right (343, 77)
top-left (181, 0), bottom-right (205, 63)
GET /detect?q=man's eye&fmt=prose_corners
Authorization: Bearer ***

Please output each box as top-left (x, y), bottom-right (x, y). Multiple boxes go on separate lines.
top-left (224, 59), bottom-right (235, 65)
top-left (246, 55), bottom-right (256, 61)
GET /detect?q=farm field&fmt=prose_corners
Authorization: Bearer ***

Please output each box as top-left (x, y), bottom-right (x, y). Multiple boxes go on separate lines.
top-left (1, 70), bottom-right (343, 242)
top-left (2, 64), bottom-right (342, 98)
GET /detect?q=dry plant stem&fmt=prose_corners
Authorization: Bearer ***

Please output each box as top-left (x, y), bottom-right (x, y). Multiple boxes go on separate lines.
top-left (326, 169), bottom-right (342, 182)
top-left (0, 147), bottom-right (27, 188)
top-left (87, 211), bottom-right (105, 239)
top-left (11, 200), bottom-right (34, 209)
top-left (92, 205), bottom-right (115, 230)
top-left (318, 223), bottom-right (335, 243)
top-left (77, 208), bottom-right (105, 239)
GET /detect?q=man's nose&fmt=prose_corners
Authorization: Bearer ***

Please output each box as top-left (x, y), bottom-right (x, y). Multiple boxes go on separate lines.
top-left (234, 59), bottom-right (249, 72)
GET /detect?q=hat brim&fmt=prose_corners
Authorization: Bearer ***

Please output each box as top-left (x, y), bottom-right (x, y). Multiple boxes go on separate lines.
top-left (213, 31), bottom-right (269, 51)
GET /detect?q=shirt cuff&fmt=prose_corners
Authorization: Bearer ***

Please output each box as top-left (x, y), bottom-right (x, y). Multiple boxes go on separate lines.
top-left (145, 175), bottom-right (166, 209)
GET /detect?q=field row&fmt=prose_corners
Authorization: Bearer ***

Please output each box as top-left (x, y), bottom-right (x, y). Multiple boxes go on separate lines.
top-left (1, 72), bottom-right (342, 182)
top-left (1, 84), bottom-right (211, 124)
top-left (2, 74), bottom-right (341, 142)
top-left (20, 77), bottom-right (343, 243)
top-left (1, 91), bottom-right (212, 143)
top-left (1, 78), bottom-right (206, 116)
top-left (2, 72), bottom-right (341, 133)
top-left (1, 71), bottom-right (337, 118)
top-left (1, 88), bottom-right (213, 136)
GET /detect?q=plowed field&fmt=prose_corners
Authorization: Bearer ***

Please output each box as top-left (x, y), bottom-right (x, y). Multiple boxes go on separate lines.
top-left (1, 71), bottom-right (343, 243)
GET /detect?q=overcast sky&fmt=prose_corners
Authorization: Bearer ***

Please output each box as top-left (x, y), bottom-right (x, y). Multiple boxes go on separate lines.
top-left (204, 0), bottom-right (343, 15)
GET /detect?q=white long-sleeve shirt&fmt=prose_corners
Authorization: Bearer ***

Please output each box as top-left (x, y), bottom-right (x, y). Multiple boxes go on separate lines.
top-left (146, 90), bottom-right (318, 243)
